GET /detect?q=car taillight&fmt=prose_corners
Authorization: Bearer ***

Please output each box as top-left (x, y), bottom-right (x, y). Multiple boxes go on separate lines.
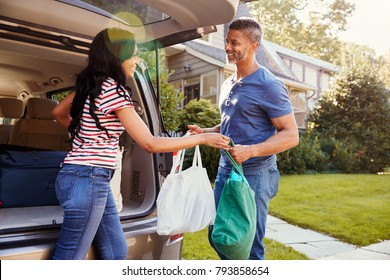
top-left (166, 233), bottom-right (184, 246)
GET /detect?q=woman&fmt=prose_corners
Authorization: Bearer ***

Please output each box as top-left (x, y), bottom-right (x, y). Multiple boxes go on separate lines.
top-left (51, 28), bottom-right (230, 260)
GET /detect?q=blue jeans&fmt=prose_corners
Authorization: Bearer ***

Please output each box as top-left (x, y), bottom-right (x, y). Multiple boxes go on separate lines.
top-left (209, 157), bottom-right (280, 260)
top-left (52, 164), bottom-right (128, 260)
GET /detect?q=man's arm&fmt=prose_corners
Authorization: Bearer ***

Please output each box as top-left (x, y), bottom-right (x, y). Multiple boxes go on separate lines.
top-left (187, 124), bottom-right (221, 134)
top-left (228, 112), bottom-right (299, 164)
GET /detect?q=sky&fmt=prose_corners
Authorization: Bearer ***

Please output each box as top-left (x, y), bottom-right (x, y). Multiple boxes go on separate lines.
top-left (337, 0), bottom-right (390, 56)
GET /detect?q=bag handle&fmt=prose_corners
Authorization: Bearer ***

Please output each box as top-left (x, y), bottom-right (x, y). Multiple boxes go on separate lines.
top-left (170, 144), bottom-right (203, 175)
top-left (192, 145), bottom-right (203, 168)
top-left (224, 139), bottom-right (245, 178)
top-left (170, 148), bottom-right (185, 174)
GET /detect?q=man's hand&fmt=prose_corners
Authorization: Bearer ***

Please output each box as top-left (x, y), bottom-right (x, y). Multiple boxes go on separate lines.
top-left (187, 124), bottom-right (203, 134)
top-left (228, 144), bottom-right (252, 165)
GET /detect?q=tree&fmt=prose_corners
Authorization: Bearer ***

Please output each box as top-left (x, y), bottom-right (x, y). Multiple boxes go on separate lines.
top-left (139, 50), bottom-right (184, 132)
top-left (248, 0), bottom-right (355, 63)
top-left (385, 49), bottom-right (390, 89)
top-left (309, 52), bottom-right (390, 173)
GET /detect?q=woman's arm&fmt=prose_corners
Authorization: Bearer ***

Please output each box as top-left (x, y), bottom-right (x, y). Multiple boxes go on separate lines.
top-left (51, 91), bottom-right (75, 129)
top-left (116, 107), bottom-right (230, 153)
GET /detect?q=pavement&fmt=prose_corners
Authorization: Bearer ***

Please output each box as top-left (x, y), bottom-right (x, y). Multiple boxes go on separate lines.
top-left (265, 215), bottom-right (390, 260)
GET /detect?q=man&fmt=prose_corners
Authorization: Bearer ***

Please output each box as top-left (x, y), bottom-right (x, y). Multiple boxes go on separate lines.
top-left (188, 17), bottom-right (299, 259)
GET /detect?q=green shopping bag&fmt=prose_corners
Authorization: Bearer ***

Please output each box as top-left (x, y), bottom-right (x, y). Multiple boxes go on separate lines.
top-left (211, 144), bottom-right (256, 260)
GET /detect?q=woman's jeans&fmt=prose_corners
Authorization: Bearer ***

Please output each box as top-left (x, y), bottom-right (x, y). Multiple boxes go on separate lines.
top-left (52, 164), bottom-right (128, 260)
top-left (209, 157), bottom-right (280, 260)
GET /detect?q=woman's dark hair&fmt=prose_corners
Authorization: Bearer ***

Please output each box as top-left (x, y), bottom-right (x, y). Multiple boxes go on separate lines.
top-left (69, 28), bottom-right (135, 143)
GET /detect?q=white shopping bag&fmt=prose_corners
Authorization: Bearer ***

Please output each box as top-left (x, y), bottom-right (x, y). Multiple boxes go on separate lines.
top-left (157, 145), bottom-right (216, 235)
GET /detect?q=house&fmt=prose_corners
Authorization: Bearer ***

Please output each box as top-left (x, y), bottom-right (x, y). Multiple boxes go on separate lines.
top-left (165, 4), bottom-right (339, 129)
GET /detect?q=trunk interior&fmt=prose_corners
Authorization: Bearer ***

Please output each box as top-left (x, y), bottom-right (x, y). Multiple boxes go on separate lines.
top-left (0, 136), bottom-right (157, 232)
top-left (0, 78), bottom-right (161, 233)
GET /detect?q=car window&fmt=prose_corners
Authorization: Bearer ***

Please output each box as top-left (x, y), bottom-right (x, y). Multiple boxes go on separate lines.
top-left (63, 0), bottom-right (170, 26)
top-left (50, 88), bottom-right (74, 103)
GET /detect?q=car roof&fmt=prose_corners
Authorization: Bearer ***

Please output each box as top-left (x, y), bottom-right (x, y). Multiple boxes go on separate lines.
top-left (0, 0), bottom-right (240, 97)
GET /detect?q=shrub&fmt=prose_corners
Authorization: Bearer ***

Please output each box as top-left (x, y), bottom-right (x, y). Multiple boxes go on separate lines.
top-left (277, 132), bottom-right (328, 174)
top-left (178, 99), bottom-right (221, 181)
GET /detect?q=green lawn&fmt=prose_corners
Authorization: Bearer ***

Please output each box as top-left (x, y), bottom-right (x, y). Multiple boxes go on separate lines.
top-left (182, 174), bottom-right (390, 259)
top-left (270, 174), bottom-right (390, 247)
top-left (182, 228), bottom-right (309, 260)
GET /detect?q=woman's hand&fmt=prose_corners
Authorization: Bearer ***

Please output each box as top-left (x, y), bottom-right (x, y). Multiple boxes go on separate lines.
top-left (200, 133), bottom-right (230, 150)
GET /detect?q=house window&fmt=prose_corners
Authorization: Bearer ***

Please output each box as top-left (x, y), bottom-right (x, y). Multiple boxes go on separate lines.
top-left (201, 72), bottom-right (218, 104)
top-left (184, 84), bottom-right (200, 105)
top-left (290, 90), bottom-right (307, 129)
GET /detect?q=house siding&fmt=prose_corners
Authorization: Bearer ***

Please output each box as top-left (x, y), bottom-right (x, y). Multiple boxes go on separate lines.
top-left (212, 24), bottom-right (226, 50)
top-left (168, 52), bottom-right (220, 82)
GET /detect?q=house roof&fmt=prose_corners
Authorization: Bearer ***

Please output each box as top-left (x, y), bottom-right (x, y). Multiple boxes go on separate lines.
top-left (263, 40), bottom-right (340, 73)
top-left (183, 41), bottom-right (227, 66)
top-left (183, 40), bottom-right (315, 89)
top-left (172, 2), bottom-right (339, 91)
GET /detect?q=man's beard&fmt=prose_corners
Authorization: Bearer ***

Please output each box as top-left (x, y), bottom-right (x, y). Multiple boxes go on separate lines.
top-left (226, 51), bottom-right (247, 64)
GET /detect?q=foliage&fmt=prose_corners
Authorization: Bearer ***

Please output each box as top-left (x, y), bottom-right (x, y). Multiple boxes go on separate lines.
top-left (178, 99), bottom-right (221, 132)
top-left (248, 0), bottom-right (355, 63)
top-left (384, 50), bottom-right (390, 89)
top-left (309, 54), bottom-right (390, 173)
top-left (277, 132), bottom-right (329, 174)
top-left (331, 141), bottom-right (361, 173)
top-left (159, 78), bottom-right (184, 132)
top-left (139, 50), bottom-right (184, 131)
top-left (51, 89), bottom-right (73, 103)
top-left (178, 99), bottom-right (222, 181)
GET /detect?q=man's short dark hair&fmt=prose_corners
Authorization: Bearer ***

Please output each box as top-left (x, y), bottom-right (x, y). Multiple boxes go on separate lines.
top-left (229, 17), bottom-right (263, 45)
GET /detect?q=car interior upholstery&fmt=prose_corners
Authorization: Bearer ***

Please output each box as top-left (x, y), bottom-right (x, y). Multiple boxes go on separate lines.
top-left (0, 98), bottom-right (25, 144)
top-left (8, 98), bottom-right (70, 151)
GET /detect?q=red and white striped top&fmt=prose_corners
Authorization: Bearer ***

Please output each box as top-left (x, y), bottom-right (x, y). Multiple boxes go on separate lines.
top-left (64, 78), bottom-right (133, 169)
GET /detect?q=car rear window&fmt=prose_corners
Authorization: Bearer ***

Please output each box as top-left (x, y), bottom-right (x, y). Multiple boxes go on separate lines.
top-left (64, 0), bottom-right (170, 26)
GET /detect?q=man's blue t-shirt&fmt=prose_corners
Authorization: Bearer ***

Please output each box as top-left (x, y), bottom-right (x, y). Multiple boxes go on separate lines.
top-left (218, 67), bottom-right (293, 174)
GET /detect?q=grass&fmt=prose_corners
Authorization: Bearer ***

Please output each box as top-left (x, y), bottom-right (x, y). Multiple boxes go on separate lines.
top-left (182, 174), bottom-right (390, 259)
top-left (182, 228), bottom-right (309, 260)
top-left (270, 174), bottom-right (390, 247)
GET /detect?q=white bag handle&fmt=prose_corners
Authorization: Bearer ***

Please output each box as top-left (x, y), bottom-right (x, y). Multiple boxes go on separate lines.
top-left (170, 148), bottom-right (186, 174)
top-left (170, 145), bottom-right (203, 175)
top-left (192, 145), bottom-right (203, 168)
